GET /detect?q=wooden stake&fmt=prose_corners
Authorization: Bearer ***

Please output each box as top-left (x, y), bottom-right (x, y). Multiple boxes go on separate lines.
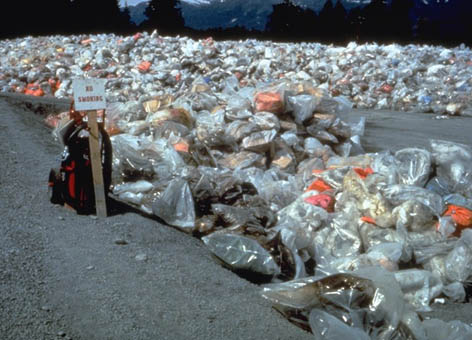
top-left (87, 110), bottom-right (107, 217)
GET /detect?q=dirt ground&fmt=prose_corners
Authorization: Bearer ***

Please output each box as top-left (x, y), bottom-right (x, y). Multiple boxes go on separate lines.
top-left (1, 93), bottom-right (471, 340)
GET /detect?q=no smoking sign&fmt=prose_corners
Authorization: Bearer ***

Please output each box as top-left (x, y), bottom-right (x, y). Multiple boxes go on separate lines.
top-left (72, 78), bottom-right (107, 111)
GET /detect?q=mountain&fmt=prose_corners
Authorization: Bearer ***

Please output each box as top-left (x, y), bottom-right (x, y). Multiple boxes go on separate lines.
top-left (180, 0), bottom-right (373, 31)
top-left (125, 0), bottom-right (372, 31)
top-left (128, 1), bottom-right (149, 26)
top-left (127, 0), bottom-right (464, 35)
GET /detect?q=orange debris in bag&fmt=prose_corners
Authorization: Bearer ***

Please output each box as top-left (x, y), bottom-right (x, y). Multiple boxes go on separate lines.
top-left (138, 61), bottom-right (152, 73)
top-left (24, 83), bottom-right (44, 97)
top-left (304, 194), bottom-right (334, 212)
top-left (353, 167), bottom-right (374, 179)
top-left (305, 178), bottom-right (332, 193)
top-left (361, 216), bottom-right (377, 225)
top-left (443, 204), bottom-right (472, 236)
top-left (173, 141), bottom-right (189, 153)
top-left (254, 92), bottom-right (284, 114)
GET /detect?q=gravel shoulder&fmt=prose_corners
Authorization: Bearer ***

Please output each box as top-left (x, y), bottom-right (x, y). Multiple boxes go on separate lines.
top-left (1, 93), bottom-right (472, 340)
top-left (0, 93), bottom-right (313, 340)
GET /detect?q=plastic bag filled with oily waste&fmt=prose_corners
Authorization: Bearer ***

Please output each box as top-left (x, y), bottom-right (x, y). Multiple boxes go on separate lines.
top-left (187, 166), bottom-right (259, 214)
top-left (111, 134), bottom-right (186, 183)
top-left (233, 167), bottom-right (301, 212)
top-left (261, 266), bottom-right (406, 339)
top-left (430, 139), bottom-right (472, 199)
top-left (195, 110), bottom-right (237, 150)
top-left (111, 134), bottom-right (156, 182)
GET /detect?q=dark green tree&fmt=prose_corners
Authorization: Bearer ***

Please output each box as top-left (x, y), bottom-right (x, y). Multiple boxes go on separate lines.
top-left (266, 0), bottom-right (318, 42)
top-left (317, 0), bottom-right (348, 44)
top-left (360, 0), bottom-right (390, 42)
top-left (144, 0), bottom-right (185, 35)
top-left (346, 6), bottom-right (366, 43)
top-left (388, 0), bottom-right (414, 43)
top-left (69, 0), bottom-right (133, 34)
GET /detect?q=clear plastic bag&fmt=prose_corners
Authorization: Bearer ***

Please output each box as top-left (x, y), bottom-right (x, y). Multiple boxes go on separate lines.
top-left (196, 110), bottom-right (236, 149)
top-left (392, 200), bottom-right (437, 232)
top-left (370, 151), bottom-right (399, 186)
top-left (241, 129), bottom-right (277, 153)
top-left (430, 139), bottom-right (472, 199)
top-left (383, 184), bottom-right (445, 217)
top-left (270, 141), bottom-right (297, 174)
top-left (219, 151), bottom-right (264, 170)
top-left (225, 120), bottom-right (260, 142)
top-left (309, 309), bottom-right (370, 340)
top-left (106, 101), bottom-right (144, 135)
top-left (445, 229), bottom-right (472, 283)
top-left (202, 232), bottom-right (280, 276)
top-left (412, 238), bottom-right (456, 265)
top-left (152, 178), bottom-right (196, 231)
top-left (261, 267), bottom-right (405, 339)
top-left (324, 212), bottom-right (363, 258)
top-left (286, 94), bottom-right (320, 124)
top-left (111, 134), bottom-right (155, 181)
top-left (274, 191), bottom-right (329, 252)
top-left (394, 148), bottom-right (432, 187)
top-left (442, 282), bottom-right (466, 302)
top-left (394, 269), bottom-right (443, 312)
top-left (343, 169), bottom-right (395, 228)
top-left (113, 180), bottom-right (154, 195)
top-left (248, 111), bottom-right (280, 131)
top-left (423, 319), bottom-right (472, 340)
top-left (146, 107), bottom-right (194, 129)
top-left (211, 203), bottom-right (262, 229)
top-left (359, 222), bottom-right (411, 262)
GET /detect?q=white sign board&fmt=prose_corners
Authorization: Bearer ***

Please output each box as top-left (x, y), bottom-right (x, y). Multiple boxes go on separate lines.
top-left (72, 79), bottom-right (106, 111)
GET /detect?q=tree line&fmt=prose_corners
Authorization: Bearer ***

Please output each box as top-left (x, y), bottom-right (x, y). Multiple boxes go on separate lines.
top-left (1, 0), bottom-right (471, 47)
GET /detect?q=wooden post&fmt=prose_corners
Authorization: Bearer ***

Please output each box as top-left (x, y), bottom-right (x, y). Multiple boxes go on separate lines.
top-left (87, 110), bottom-right (107, 217)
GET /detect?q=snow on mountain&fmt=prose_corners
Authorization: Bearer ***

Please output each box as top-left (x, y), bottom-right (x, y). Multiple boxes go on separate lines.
top-left (180, 0), bottom-right (372, 31)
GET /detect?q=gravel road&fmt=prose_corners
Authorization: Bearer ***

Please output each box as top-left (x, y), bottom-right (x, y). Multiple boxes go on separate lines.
top-left (1, 93), bottom-right (472, 340)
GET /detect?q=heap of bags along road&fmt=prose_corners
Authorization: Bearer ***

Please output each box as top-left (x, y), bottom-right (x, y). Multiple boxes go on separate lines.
top-left (3, 31), bottom-right (472, 338)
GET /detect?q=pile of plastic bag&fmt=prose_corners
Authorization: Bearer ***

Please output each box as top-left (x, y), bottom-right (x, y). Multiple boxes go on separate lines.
top-left (2, 31), bottom-right (472, 115)
top-left (102, 75), bottom-right (472, 338)
top-left (15, 29), bottom-right (472, 338)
